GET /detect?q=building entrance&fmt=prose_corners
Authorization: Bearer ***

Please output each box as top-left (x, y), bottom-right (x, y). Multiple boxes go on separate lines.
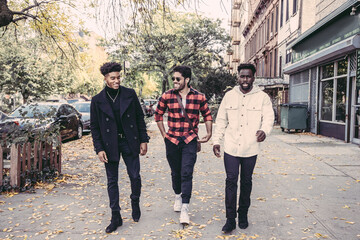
top-left (350, 77), bottom-right (360, 144)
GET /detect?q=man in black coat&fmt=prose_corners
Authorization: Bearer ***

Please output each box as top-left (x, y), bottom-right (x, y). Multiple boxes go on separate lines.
top-left (90, 62), bottom-right (149, 233)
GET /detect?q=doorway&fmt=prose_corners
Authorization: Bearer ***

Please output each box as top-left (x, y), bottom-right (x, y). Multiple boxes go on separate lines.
top-left (350, 77), bottom-right (360, 144)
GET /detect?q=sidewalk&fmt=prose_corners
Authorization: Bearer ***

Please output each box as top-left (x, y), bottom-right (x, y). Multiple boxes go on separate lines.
top-left (0, 124), bottom-right (359, 240)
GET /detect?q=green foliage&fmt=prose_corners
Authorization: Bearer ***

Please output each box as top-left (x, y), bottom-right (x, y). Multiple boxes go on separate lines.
top-left (0, 30), bottom-right (74, 103)
top-left (103, 11), bottom-right (230, 94)
top-left (197, 68), bottom-right (237, 103)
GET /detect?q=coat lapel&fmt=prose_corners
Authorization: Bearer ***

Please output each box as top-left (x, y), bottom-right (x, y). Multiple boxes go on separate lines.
top-left (98, 89), bottom-right (115, 119)
top-left (119, 86), bottom-right (133, 117)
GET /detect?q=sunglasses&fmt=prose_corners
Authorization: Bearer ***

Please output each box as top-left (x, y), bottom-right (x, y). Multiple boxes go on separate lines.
top-left (171, 77), bottom-right (183, 82)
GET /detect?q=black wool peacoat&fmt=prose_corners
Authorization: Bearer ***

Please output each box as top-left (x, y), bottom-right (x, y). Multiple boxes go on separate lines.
top-left (90, 86), bottom-right (149, 162)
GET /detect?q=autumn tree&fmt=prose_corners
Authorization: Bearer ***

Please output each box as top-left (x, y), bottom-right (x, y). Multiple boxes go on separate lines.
top-left (104, 12), bottom-right (230, 93)
top-left (197, 68), bottom-right (237, 103)
top-left (0, 32), bottom-right (74, 103)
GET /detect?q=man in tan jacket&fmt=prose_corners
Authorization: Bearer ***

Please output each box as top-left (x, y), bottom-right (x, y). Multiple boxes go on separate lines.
top-left (213, 63), bottom-right (274, 233)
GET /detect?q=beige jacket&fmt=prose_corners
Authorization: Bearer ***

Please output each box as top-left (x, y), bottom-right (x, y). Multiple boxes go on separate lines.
top-left (213, 85), bottom-right (274, 157)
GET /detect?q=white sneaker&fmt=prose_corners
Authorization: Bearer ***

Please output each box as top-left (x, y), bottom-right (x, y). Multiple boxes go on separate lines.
top-left (179, 204), bottom-right (190, 224)
top-left (174, 194), bottom-right (182, 212)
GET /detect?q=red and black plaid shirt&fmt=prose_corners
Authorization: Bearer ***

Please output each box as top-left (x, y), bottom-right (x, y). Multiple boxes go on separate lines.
top-left (155, 87), bottom-right (213, 145)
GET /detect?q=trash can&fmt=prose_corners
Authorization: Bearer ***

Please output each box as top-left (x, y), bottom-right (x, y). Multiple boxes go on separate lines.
top-left (280, 104), bottom-right (308, 133)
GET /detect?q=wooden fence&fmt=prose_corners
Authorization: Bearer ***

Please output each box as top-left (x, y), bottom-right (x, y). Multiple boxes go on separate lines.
top-left (0, 139), bottom-right (61, 190)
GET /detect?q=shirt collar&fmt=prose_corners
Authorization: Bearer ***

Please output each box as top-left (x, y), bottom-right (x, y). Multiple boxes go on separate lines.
top-left (172, 87), bottom-right (196, 95)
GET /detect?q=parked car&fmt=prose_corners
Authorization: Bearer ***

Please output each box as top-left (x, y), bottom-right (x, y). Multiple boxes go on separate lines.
top-left (141, 99), bottom-right (158, 117)
top-left (67, 99), bottom-right (85, 104)
top-left (0, 110), bottom-right (7, 120)
top-left (46, 99), bottom-right (68, 103)
top-left (72, 101), bottom-right (90, 132)
top-left (0, 102), bottom-right (83, 141)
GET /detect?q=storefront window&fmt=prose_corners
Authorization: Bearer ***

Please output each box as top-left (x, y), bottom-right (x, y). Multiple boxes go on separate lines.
top-left (321, 80), bottom-right (333, 121)
top-left (321, 63), bottom-right (334, 79)
top-left (336, 78), bottom-right (347, 122)
top-left (337, 59), bottom-right (348, 76)
top-left (320, 58), bottom-right (349, 123)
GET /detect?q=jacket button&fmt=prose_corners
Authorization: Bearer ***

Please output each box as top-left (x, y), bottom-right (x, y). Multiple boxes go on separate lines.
top-left (127, 114), bottom-right (130, 117)
top-left (106, 143), bottom-right (109, 146)
top-left (106, 118), bottom-right (109, 121)
top-left (130, 125), bottom-right (134, 128)
top-left (134, 136), bottom-right (137, 139)
top-left (106, 129), bottom-right (110, 132)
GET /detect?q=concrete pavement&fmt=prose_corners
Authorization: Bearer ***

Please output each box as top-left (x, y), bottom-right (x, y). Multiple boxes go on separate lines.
top-left (0, 123), bottom-right (359, 240)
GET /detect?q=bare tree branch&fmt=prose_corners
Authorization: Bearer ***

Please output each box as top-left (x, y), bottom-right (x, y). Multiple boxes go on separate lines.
top-left (11, 11), bottom-right (39, 21)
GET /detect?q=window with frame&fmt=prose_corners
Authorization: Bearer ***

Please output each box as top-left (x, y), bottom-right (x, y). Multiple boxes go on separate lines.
top-left (267, 17), bottom-right (270, 41)
top-left (270, 51), bottom-right (273, 77)
top-left (290, 70), bottom-right (309, 103)
top-left (280, 0), bottom-right (284, 27)
top-left (286, 49), bottom-right (292, 63)
top-left (286, 0), bottom-right (289, 21)
top-left (320, 59), bottom-right (348, 123)
top-left (274, 48), bottom-right (278, 77)
top-left (270, 12), bottom-right (274, 38)
top-left (275, 5), bottom-right (279, 33)
top-left (293, 0), bottom-right (298, 14)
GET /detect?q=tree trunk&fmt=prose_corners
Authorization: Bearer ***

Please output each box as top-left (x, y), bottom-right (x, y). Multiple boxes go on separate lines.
top-left (139, 79), bottom-right (143, 97)
top-left (162, 72), bottom-right (168, 93)
top-left (21, 91), bottom-right (29, 104)
top-left (0, 0), bottom-right (13, 27)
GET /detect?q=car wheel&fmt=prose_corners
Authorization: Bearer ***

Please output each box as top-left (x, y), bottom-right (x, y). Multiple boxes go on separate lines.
top-left (76, 124), bottom-right (83, 139)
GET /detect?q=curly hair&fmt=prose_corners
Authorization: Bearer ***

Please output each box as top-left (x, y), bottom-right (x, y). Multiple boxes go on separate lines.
top-left (237, 63), bottom-right (256, 75)
top-left (100, 62), bottom-right (122, 76)
top-left (172, 65), bottom-right (192, 87)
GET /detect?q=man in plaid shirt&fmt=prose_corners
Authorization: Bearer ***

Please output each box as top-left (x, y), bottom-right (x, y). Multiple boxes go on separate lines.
top-left (155, 66), bottom-right (213, 224)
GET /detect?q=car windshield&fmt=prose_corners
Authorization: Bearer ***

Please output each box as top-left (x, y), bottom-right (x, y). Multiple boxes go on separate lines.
top-left (10, 104), bottom-right (57, 118)
top-left (73, 103), bottom-right (90, 113)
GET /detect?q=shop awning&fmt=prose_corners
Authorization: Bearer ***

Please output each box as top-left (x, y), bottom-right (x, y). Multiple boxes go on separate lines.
top-left (284, 34), bottom-right (360, 74)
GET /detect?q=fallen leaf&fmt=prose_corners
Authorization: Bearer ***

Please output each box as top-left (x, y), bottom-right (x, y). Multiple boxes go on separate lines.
top-left (314, 233), bottom-right (328, 238)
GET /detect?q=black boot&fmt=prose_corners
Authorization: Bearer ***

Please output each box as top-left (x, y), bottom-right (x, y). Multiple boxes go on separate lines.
top-left (106, 211), bottom-right (122, 233)
top-left (131, 200), bottom-right (141, 222)
top-left (238, 210), bottom-right (249, 229)
top-left (222, 218), bottom-right (236, 233)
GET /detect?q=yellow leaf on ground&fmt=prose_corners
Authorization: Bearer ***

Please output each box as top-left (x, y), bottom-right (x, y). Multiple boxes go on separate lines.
top-left (314, 233), bottom-right (328, 238)
top-left (198, 224), bottom-right (206, 229)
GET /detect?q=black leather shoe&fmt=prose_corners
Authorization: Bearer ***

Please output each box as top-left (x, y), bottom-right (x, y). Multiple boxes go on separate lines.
top-left (105, 211), bottom-right (123, 233)
top-left (131, 200), bottom-right (141, 222)
top-left (238, 211), bottom-right (249, 229)
top-left (222, 218), bottom-right (236, 233)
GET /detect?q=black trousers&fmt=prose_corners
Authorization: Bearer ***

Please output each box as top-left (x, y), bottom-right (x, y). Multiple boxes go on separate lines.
top-left (224, 152), bottom-right (257, 219)
top-left (165, 138), bottom-right (197, 203)
top-left (104, 138), bottom-right (141, 212)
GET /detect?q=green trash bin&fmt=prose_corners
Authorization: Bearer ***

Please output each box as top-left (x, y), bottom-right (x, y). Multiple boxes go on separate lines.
top-left (280, 104), bottom-right (308, 133)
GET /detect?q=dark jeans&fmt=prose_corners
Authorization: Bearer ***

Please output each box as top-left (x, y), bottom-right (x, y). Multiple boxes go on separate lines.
top-left (224, 152), bottom-right (257, 219)
top-left (165, 138), bottom-right (197, 203)
top-left (105, 138), bottom-right (141, 212)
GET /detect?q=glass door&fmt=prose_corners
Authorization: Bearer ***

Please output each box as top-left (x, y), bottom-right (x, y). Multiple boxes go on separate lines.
top-left (351, 77), bottom-right (360, 144)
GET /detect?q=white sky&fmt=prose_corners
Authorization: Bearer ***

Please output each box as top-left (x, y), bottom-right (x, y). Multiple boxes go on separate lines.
top-left (179, 0), bottom-right (231, 30)
top-left (83, 0), bottom-right (231, 38)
